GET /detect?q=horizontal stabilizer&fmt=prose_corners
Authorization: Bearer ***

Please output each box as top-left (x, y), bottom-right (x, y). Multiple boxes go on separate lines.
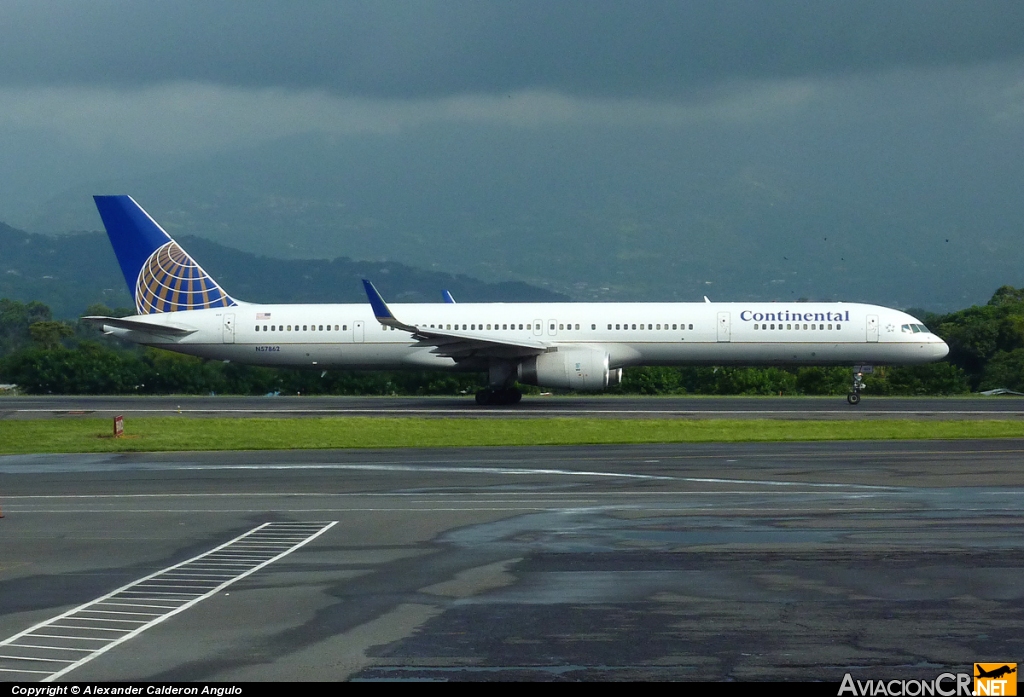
top-left (81, 316), bottom-right (197, 337)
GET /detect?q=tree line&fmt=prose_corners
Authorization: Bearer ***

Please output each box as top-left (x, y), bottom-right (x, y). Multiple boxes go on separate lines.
top-left (3, 288), bottom-right (1024, 396)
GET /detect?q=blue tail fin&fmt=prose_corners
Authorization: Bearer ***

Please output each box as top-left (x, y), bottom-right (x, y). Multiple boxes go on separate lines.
top-left (93, 195), bottom-right (236, 314)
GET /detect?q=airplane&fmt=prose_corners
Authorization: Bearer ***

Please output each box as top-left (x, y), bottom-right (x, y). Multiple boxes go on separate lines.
top-left (84, 195), bottom-right (949, 405)
top-left (976, 665), bottom-right (1016, 680)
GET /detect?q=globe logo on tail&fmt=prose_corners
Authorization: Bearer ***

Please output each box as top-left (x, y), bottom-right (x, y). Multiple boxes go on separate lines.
top-left (135, 241), bottom-right (236, 314)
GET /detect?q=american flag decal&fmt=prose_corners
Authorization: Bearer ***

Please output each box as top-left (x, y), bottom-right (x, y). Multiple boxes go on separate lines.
top-left (257, 312), bottom-right (272, 320)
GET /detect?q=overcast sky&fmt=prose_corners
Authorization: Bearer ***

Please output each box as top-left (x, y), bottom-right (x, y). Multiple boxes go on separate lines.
top-left (1, 1), bottom-right (1023, 308)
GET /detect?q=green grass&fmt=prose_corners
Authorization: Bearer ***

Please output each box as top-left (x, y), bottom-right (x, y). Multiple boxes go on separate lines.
top-left (2, 417), bottom-right (1024, 454)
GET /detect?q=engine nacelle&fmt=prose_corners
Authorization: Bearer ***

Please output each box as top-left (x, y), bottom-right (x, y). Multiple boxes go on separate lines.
top-left (518, 349), bottom-right (613, 391)
top-left (607, 367), bottom-right (623, 388)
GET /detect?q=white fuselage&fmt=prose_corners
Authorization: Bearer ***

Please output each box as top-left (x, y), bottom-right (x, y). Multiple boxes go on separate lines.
top-left (104, 300), bottom-right (949, 371)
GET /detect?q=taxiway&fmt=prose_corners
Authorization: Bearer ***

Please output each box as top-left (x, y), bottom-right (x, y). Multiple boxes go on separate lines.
top-left (1, 441), bottom-right (1022, 680)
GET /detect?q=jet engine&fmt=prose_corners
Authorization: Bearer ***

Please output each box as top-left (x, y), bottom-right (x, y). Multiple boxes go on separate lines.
top-left (518, 349), bottom-right (615, 391)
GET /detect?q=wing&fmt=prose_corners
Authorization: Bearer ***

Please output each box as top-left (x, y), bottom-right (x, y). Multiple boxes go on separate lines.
top-left (81, 315), bottom-right (198, 337)
top-left (362, 280), bottom-right (549, 361)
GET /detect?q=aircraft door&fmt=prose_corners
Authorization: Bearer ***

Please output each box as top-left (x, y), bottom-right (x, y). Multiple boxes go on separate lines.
top-left (354, 320), bottom-right (365, 343)
top-left (717, 312), bottom-right (731, 342)
top-left (866, 315), bottom-right (879, 343)
top-left (533, 319), bottom-right (543, 337)
top-left (222, 313), bottom-right (235, 344)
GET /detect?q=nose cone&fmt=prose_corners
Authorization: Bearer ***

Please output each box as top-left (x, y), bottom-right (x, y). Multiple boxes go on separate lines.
top-left (933, 338), bottom-right (950, 360)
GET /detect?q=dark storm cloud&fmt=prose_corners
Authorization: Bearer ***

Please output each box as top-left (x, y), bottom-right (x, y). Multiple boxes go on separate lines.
top-left (2, 0), bottom-right (1023, 97)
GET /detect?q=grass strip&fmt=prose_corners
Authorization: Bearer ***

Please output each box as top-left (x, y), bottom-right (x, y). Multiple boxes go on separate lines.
top-left (2, 418), bottom-right (1024, 454)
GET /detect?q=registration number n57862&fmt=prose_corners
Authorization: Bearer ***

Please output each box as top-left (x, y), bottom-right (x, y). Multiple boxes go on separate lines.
top-left (255, 346), bottom-right (281, 352)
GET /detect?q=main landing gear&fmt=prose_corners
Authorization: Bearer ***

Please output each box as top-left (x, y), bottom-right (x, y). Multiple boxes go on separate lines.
top-left (475, 387), bottom-right (523, 405)
top-left (847, 369), bottom-right (866, 405)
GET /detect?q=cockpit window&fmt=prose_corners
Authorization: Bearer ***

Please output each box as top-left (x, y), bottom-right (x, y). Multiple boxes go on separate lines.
top-left (903, 323), bottom-right (930, 333)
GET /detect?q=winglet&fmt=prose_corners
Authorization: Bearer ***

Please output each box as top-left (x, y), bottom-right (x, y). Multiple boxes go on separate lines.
top-left (442, 289), bottom-right (456, 304)
top-left (362, 280), bottom-right (420, 333)
top-left (362, 280), bottom-right (394, 322)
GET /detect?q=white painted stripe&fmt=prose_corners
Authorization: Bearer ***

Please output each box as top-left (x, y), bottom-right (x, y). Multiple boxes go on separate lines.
top-left (26, 635), bottom-right (108, 642)
top-left (0, 668), bottom-right (52, 674)
top-left (8, 644), bottom-right (92, 652)
top-left (0, 522), bottom-right (337, 682)
top-left (0, 655), bottom-right (73, 663)
top-left (49, 625), bottom-right (131, 633)
top-left (87, 598), bottom-right (184, 605)
top-left (64, 617), bottom-right (147, 624)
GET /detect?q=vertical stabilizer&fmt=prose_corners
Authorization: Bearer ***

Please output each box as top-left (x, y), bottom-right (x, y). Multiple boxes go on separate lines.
top-left (93, 195), bottom-right (236, 314)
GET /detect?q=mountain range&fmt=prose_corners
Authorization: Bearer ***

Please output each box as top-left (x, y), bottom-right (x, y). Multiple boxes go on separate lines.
top-left (0, 221), bottom-right (567, 319)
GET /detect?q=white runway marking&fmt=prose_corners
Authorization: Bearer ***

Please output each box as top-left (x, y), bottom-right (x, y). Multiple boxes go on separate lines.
top-left (0, 521), bottom-right (336, 682)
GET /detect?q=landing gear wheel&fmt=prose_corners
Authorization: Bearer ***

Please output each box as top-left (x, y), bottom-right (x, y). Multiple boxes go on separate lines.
top-left (847, 367), bottom-right (867, 405)
top-left (475, 387), bottom-right (522, 406)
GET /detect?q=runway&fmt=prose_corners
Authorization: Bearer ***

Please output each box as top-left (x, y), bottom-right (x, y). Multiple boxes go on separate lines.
top-left (1, 441), bottom-right (1022, 681)
top-left (3, 394), bottom-right (1024, 420)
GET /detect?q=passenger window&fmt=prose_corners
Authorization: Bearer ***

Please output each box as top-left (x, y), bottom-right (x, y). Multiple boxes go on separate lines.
top-left (550, 323), bottom-right (556, 331)
top-left (616, 324), bottom-right (620, 330)
top-left (287, 325), bottom-right (292, 331)
top-left (592, 324), bottom-right (596, 330)
top-left (559, 324), bottom-right (564, 330)
top-left (632, 324), bottom-right (636, 330)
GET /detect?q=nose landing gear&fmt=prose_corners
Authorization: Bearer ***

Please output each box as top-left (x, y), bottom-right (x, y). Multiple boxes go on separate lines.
top-left (847, 368), bottom-right (866, 405)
